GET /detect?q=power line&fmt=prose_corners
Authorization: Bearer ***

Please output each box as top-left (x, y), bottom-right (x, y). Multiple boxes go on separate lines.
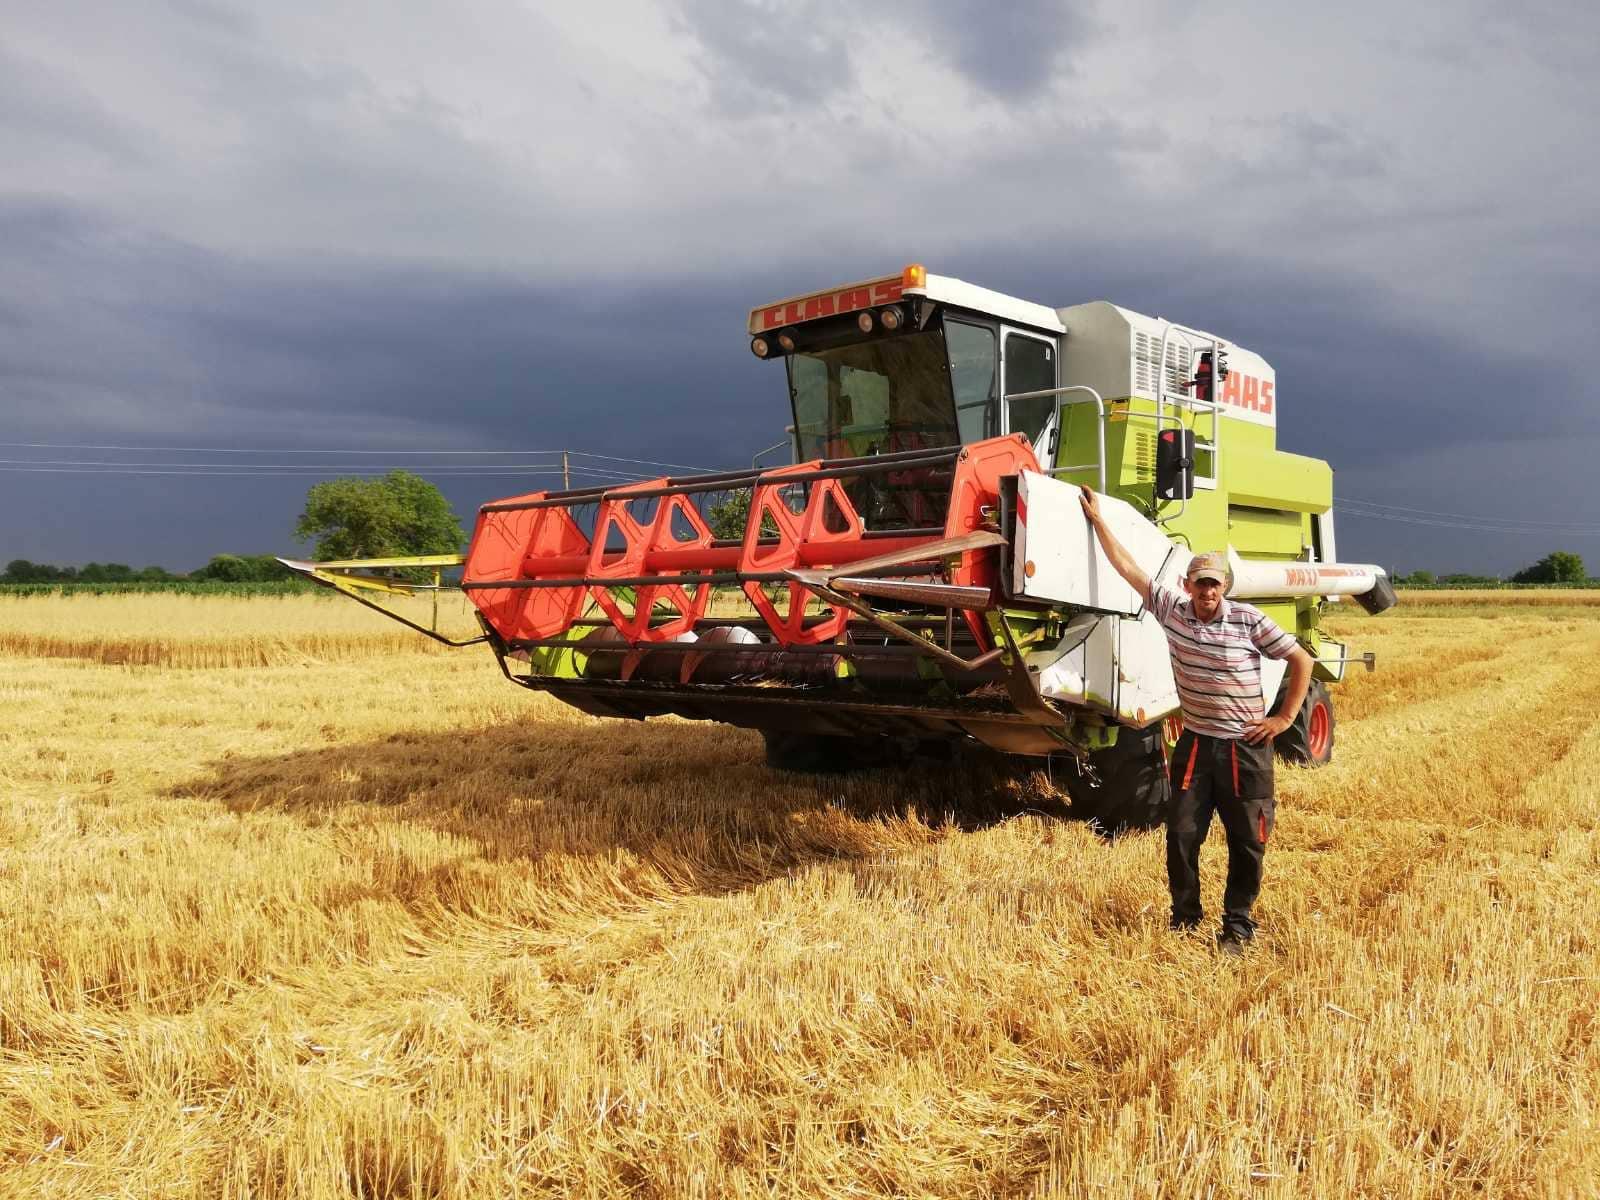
top-left (0, 441), bottom-right (563, 455)
top-left (1340, 495), bottom-right (1600, 532)
top-left (1333, 506), bottom-right (1600, 537)
top-left (0, 441), bottom-right (726, 473)
top-left (0, 468), bottom-right (568, 478)
top-left (1337, 504), bottom-right (1600, 534)
top-left (0, 465), bottom-right (644, 480)
top-left (0, 458), bottom-right (566, 471)
top-left (565, 450), bottom-right (723, 473)
top-left (2, 443), bottom-right (1584, 525)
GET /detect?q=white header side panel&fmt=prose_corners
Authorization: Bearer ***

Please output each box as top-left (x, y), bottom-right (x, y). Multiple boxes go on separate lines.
top-left (1013, 472), bottom-right (1180, 613)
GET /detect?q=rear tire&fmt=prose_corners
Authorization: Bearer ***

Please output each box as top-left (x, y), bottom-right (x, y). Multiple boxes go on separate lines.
top-left (1065, 723), bottom-right (1171, 835)
top-left (1274, 679), bottom-right (1335, 766)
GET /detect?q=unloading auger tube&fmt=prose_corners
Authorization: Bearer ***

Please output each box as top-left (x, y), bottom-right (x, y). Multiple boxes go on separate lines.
top-left (280, 439), bottom-right (1395, 766)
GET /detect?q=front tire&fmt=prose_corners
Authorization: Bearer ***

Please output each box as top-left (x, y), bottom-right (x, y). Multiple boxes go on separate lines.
top-left (1274, 679), bottom-right (1335, 766)
top-left (1065, 722), bottom-right (1171, 835)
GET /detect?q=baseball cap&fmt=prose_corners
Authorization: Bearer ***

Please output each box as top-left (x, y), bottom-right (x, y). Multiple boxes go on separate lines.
top-left (1186, 552), bottom-right (1230, 586)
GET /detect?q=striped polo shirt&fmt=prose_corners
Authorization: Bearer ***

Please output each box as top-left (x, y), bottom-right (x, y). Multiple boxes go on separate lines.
top-left (1147, 583), bottom-right (1300, 739)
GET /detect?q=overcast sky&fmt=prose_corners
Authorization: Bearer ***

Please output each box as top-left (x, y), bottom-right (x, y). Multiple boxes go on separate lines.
top-left (3, 0), bottom-right (1597, 573)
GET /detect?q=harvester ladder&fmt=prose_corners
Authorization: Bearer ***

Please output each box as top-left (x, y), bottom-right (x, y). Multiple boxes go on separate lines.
top-left (1153, 322), bottom-right (1225, 525)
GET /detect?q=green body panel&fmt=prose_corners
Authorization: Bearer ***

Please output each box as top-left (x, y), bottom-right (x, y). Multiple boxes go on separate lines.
top-left (1227, 504), bottom-right (1303, 557)
top-left (1050, 392), bottom-right (1334, 681)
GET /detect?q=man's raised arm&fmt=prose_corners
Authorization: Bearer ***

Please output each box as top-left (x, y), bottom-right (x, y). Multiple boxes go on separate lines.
top-left (1078, 486), bottom-right (1153, 604)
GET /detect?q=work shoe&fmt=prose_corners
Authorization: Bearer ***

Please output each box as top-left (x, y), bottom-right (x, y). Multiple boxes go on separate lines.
top-left (1169, 917), bottom-right (1200, 933)
top-left (1216, 931), bottom-right (1247, 958)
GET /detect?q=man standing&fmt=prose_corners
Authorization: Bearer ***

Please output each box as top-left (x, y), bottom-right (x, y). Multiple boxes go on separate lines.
top-left (1079, 486), bottom-right (1313, 955)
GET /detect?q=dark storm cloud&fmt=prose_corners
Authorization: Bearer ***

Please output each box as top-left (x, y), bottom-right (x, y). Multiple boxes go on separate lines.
top-left (0, 197), bottom-right (777, 460)
top-left (916, 0), bottom-right (1098, 101)
top-left (0, 43), bottom-right (146, 166)
top-left (672, 0), bottom-right (1097, 112)
top-left (2, 2), bottom-right (1596, 576)
top-left (1248, 113), bottom-right (1388, 182)
top-left (1410, 1), bottom-right (1599, 77)
top-left (0, 197), bottom-right (789, 568)
top-left (929, 237), bottom-right (1593, 466)
top-left (164, 0), bottom-right (256, 38)
top-left (670, 1), bottom-right (857, 114)
top-left (5, 190), bottom-right (1589, 574)
top-left (0, 202), bottom-right (199, 417)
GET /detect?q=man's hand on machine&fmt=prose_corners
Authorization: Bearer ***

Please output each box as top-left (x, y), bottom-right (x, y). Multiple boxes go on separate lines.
top-left (1079, 485), bottom-right (1102, 525)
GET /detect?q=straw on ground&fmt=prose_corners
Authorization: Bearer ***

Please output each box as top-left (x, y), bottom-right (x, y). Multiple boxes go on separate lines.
top-left (1, 592), bottom-right (1595, 1197)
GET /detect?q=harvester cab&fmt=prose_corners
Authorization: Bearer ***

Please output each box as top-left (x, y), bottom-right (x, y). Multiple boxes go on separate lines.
top-left (284, 264), bottom-right (1395, 831)
top-left (753, 264), bottom-right (1064, 476)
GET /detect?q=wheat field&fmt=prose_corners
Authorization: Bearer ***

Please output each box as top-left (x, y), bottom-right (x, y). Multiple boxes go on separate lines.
top-left (1, 592), bottom-right (1596, 1198)
top-left (0, 590), bottom-right (480, 668)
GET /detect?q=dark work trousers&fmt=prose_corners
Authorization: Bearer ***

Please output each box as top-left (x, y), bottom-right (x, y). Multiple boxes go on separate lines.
top-left (1167, 730), bottom-right (1276, 939)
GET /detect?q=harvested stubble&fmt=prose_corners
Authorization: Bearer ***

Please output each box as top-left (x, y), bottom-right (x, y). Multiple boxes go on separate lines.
top-left (1, 594), bottom-right (1596, 1198)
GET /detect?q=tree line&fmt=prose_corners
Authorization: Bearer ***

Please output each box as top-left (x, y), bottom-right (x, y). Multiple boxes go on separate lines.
top-left (1394, 551), bottom-right (1588, 587)
top-left (5, 471), bottom-right (466, 586)
top-left (3, 554), bottom-right (293, 584)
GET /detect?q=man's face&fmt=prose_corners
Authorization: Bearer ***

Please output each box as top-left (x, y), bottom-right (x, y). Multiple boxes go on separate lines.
top-left (1184, 575), bottom-right (1225, 620)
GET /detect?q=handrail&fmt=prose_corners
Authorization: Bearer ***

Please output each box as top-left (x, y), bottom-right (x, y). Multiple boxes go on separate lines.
top-left (1153, 321), bottom-right (1226, 526)
top-left (1003, 384), bottom-right (1109, 492)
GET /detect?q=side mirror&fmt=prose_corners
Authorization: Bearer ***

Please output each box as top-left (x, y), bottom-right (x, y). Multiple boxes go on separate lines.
top-left (1156, 428), bottom-right (1195, 500)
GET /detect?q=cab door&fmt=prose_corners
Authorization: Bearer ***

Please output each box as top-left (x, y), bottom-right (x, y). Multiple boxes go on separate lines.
top-left (1000, 328), bottom-right (1059, 467)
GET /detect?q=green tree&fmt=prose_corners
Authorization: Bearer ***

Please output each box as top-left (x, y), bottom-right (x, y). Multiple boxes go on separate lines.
top-left (191, 554), bottom-right (250, 582)
top-left (707, 490), bottom-right (752, 541)
top-left (1511, 551), bottom-right (1585, 584)
top-left (79, 562), bottom-right (134, 582)
top-left (705, 489), bottom-right (778, 542)
top-left (295, 470), bottom-right (465, 561)
top-left (192, 554), bottom-right (292, 582)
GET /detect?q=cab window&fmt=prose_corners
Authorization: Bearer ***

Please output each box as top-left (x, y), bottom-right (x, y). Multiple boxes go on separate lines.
top-left (1005, 333), bottom-right (1056, 445)
top-left (945, 320), bottom-right (996, 444)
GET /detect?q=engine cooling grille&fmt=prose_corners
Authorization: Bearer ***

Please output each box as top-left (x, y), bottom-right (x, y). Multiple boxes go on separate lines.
top-left (1133, 430), bottom-right (1155, 481)
top-left (1132, 333), bottom-right (1193, 397)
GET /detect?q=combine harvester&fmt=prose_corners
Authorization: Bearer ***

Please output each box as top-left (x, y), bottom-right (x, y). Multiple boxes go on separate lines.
top-left (285, 264), bottom-right (1394, 830)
